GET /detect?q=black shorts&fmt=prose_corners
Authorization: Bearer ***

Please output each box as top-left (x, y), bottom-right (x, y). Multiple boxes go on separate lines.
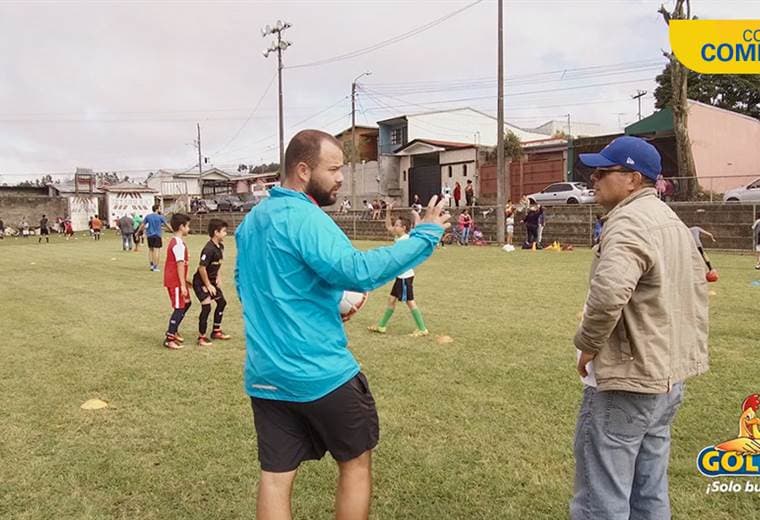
top-left (390, 276), bottom-right (414, 301)
top-left (193, 277), bottom-right (222, 302)
top-left (147, 236), bottom-right (162, 249)
top-left (40, 228), bottom-right (49, 235)
top-left (250, 372), bottom-right (379, 472)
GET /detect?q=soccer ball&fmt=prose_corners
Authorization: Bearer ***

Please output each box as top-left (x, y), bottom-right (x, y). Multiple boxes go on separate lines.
top-left (501, 244), bottom-right (515, 252)
top-left (339, 291), bottom-right (368, 321)
top-left (706, 270), bottom-right (719, 283)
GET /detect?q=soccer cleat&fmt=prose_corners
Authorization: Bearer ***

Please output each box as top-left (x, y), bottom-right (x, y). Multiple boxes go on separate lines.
top-left (174, 333), bottom-right (184, 343)
top-left (755, 264), bottom-right (760, 270)
top-left (211, 329), bottom-right (231, 340)
top-left (163, 338), bottom-right (184, 350)
top-left (409, 329), bottom-right (429, 337)
top-left (367, 325), bottom-right (387, 334)
top-left (197, 335), bottom-right (213, 347)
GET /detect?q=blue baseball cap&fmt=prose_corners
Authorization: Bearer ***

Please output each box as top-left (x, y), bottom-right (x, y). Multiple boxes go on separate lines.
top-left (579, 136), bottom-right (662, 180)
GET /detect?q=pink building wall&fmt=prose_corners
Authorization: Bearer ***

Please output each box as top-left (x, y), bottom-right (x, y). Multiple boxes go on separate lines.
top-left (688, 100), bottom-right (760, 193)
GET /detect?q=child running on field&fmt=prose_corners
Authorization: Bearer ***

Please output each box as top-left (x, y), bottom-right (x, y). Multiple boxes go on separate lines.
top-left (368, 202), bottom-right (429, 337)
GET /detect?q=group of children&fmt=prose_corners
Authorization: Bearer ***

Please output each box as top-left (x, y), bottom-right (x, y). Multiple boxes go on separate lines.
top-left (159, 214), bottom-right (231, 350)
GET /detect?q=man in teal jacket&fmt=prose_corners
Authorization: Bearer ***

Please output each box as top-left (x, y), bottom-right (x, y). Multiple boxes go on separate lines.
top-left (236, 129), bottom-right (449, 520)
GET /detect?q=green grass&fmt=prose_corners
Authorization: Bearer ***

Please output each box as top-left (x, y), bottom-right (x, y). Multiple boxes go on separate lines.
top-left (2, 232), bottom-right (759, 518)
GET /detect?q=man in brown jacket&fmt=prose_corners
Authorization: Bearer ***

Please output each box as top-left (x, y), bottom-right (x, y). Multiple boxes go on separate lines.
top-left (571, 136), bottom-right (708, 520)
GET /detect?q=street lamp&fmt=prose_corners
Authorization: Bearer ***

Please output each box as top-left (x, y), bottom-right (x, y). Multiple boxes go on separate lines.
top-left (262, 20), bottom-right (292, 176)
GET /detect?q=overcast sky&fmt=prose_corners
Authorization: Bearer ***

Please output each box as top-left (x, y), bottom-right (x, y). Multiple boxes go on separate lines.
top-left (1, 0), bottom-right (758, 183)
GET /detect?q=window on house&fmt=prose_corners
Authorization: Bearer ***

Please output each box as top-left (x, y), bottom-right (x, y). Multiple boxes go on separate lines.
top-left (390, 126), bottom-right (407, 146)
top-left (463, 164), bottom-right (468, 177)
top-left (448, 166), bottom-right (452, 178)
top-left (403, 170), bottom-right (407, 181)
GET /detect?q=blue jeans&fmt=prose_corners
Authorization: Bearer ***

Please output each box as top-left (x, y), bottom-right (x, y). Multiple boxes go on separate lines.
top-left (122, 233), bottom-right (134, 250)
top-left (571, 383), bottom-right (684, 520)
top-left (461, 227), bottom-right (471, 244)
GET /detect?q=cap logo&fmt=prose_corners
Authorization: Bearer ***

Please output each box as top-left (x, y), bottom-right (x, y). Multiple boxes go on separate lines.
top-left (626, 157), bottom-right (636, 165)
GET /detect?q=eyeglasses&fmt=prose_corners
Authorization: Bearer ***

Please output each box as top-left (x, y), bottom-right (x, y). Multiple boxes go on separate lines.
top-left (590, 167), bottom-right (635, 182)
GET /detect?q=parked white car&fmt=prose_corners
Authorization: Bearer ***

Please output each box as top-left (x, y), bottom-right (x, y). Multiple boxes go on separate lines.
top-left (723, 178), bottom-right (760, 202)
top-left (527, 182), bottom-right (595, 205)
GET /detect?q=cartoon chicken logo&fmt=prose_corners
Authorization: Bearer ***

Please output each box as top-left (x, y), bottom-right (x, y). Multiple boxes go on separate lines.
top-left (697, 394), bottom-right (760, 477)
top-left (715, 394), bottom-right (760, 454)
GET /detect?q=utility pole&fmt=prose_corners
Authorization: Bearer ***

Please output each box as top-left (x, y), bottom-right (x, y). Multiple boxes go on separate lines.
top-left (632, 90), bottom-right (647, 121)
top-left (351, 72), bottom-right (371, 210)
top-left (262, 20), bottom-right (292, 176)
top-left (196, 123), bottom-right (202, 175)
top-left (496, 0), bottom-right (506, 244)
top-left (566, 113), bottom-right (572, 137)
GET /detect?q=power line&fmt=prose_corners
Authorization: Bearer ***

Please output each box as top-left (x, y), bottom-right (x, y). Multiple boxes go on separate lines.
top-left (367, 59), bottom-right (664, 88)
top-left (365, 65), bottom-right (663, 96)
top-left (360, 77), bottom-right (655, 108)
top-left (286, 0), bottom-right (485, 69)
top-left (210, 72), bottom-right (277, 156)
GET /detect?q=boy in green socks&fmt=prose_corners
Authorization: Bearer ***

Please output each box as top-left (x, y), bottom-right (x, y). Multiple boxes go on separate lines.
top-left (369, 202), bottom-right (429, 337)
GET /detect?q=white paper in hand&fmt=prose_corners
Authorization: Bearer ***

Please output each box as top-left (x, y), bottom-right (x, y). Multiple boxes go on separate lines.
top-left (576, 349), bottom-right (597, 387)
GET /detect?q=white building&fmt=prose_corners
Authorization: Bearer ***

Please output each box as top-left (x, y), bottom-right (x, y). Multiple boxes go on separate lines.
top-left (101, 182), bottom-right (157, 227)
top-left (376, 107), bottom-right (548, 205)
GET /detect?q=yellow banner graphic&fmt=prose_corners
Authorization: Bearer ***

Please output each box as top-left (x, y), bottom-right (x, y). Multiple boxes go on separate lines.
top-left (670, 20), bottom-right (760, 74)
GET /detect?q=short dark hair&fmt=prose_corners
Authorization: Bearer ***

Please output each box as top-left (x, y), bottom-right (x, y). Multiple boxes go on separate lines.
top-left (170, 213), bottom-right (191, 231)
top-left (152, 205), bottom-right (159, 212)
top-left (396, 216), bottom-right (411, 231)
top-left (466, 180), bottom-right (472, 184)
top-left (207, 218), bottom-right (227, 237)
top-left (284, 129), bottom-right (342, 178)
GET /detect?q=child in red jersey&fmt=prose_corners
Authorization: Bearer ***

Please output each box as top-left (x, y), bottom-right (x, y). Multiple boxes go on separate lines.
top-left (163, 213), bottom-right (192, 350)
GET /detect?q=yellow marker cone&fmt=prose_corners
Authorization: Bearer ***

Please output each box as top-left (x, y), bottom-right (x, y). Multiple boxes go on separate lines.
top-left (80, 399), bottom-right (108, 410)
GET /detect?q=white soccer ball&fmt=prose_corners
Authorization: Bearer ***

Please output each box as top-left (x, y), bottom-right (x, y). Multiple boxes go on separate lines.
top-left (339, 291), bottom-right (368, 321)
top-left (502, 244), bottom-right (515, 253)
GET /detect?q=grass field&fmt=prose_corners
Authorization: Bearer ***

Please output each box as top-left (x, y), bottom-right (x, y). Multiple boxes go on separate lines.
top-left (2, 231), bottom-right (759, 519)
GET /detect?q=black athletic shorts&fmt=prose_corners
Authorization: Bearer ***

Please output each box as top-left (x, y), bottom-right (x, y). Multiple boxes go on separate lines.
top-left (193, 277), bottom-right (222, 302)
top-left (40, 228), bottom-right (49, 235)
top-left (250, 372), bottom-right (379, 472)
top-left (147, 236), bottom-right (162, 249)
top-left (390, 276), bottom-right (414, 301)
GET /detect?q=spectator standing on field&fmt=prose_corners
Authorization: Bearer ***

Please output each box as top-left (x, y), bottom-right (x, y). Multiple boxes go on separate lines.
top-left (465, 180), bottom-right (474, 206)
top-left (38, 214), bottom-right (50, 244)
top-left (118, 214), bottom-right (135, 251)
top-left (91, 215), bottom-right (102, 241)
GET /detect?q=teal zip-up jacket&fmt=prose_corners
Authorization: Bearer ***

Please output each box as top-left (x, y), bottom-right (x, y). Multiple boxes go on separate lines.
top-left (235, 187), bottom-right (443, 402)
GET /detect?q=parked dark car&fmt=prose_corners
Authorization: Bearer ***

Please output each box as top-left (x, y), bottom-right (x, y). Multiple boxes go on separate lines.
top-left (241, 199), bottom-right (259, 212)
top-left (215, 195), bottom-right (244, 212)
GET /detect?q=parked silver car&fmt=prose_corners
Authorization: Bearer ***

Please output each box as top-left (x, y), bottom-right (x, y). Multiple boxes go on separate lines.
top-left (723, 177), bottom-right (760, 202)
top-left (201, 198), bottom-right (218, 212)
top-left (527, 182), bottom-right (595, 205)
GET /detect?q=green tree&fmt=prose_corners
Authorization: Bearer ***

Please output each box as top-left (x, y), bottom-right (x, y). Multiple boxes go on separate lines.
top-left (654, 63), bottom-right (760, 120)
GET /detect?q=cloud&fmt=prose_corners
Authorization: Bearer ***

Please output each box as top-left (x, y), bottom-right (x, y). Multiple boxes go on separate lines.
top-left (0, 0), bottom-right (758, 180)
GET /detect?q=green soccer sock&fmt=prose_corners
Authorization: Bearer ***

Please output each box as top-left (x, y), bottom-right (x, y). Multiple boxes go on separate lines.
top-left (378, 308), bottom-right (394, 328)
top-left (411, 308), bottom-right (427, 331)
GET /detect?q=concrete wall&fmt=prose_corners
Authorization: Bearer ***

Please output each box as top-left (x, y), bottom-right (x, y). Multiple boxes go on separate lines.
top-left (689, 102), bottom-right (760, 193)
top-left (194, 203), bottom-right (760, 251)
top-left (330, 203), bottom-right (760, 250)
top-left (0, 196), bottom-right (68, 231)
top-left (323, 161), bottom-right (382, 211)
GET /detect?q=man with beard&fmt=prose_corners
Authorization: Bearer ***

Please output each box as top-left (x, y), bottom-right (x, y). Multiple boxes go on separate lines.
top-left (235, 129), bottom-right (449, 520)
